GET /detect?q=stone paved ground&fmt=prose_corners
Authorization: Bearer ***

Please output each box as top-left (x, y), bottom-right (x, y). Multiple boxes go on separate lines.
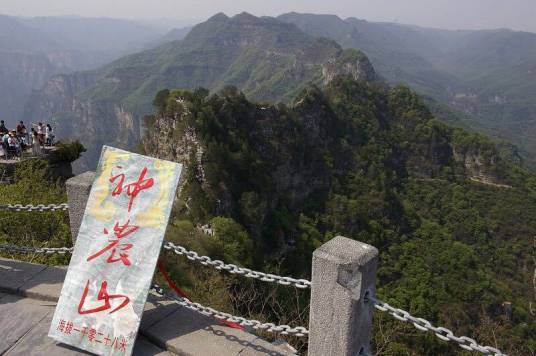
top-left (0, 294), bottom-right (169, 355)
top-left (0, 257), bottom-right (295, 356)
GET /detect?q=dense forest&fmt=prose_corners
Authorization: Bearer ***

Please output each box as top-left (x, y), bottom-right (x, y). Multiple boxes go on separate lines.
top-left (1, 76), bottom-right (535, 354)
top-left (0, 141), bottom-right (85, 265)
top-left (137, 77), bottom-right (536, 354)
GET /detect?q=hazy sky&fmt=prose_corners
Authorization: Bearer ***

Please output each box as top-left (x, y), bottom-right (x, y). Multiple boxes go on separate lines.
top-left (2, 0), bottom-right (535, 32)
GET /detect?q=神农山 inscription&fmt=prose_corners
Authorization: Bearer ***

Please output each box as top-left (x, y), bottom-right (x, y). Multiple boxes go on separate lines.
top-left (49, 146), bottom-right (182, 356)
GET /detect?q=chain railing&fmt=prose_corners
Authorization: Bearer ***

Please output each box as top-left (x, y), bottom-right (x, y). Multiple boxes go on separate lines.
top-left (163, 241), bottom-right (311, 289)
top-left (0, 204), bottom-right (507, 354)
top-left (0, 203), bottom-right (69, 212)
top-left (0, 240), bottom-right (310, 289)
top-left (0, 244), bottom-right (73, 254)
top-left (150, 284), bottom-right (308, 337)
top-left (367, 295), bottom-right (505, 355)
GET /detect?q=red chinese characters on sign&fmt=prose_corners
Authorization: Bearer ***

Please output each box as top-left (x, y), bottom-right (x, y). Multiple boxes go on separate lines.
top-left (78, 280), bottom-right (130, 315)
top-left (110, 166), bottom-right (154, 212)
top-left (75, 166), bottom-right (155, 318)
top-left (56, 319), bottom-right (129, 352)
top-left (86, 220), bottom-right (139, 266)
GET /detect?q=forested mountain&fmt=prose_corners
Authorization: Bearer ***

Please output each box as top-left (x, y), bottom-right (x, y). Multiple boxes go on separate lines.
top-left (148, 26), bottom-right (193, 47)
top-left (278, 13), bottom-right (536, 164)
top-left (2, 10), bottom-right (535, 356)
top-left (26, 12), bottom-right (376, 171)
top-left (0, 14), bottom-right (161, 125)
top-left (140, 77), bottom-right (535, 355)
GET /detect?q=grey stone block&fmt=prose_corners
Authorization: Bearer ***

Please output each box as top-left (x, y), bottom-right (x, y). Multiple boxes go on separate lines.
top-left (132, 336), bottom-right (173, 356)
top-left (308, 236), bottom-right (378, 356)
top-left (19, 265), bottom-right (66, 302)
top-left (3, 312), bottom-right (90, 356)
top-left (143, 305), bottom-right (290, 356)
top-left (65, 171), bottom-right (95, 243)
top-left (235, 336), bottom-right (294, 356)
top-left (0, 294), bottom-right (53, 354)
top-left (0, 257), bottom-right (47, 294)
top-left (140, 293), bottom-right (181, 330)
top-left (3, 308), bottom-right (170, 356)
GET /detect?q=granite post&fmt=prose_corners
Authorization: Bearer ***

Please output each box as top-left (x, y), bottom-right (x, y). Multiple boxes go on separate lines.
top-left (65, 171), bottom-right (95, 243)
top-left (308, 236), bottom-right (378, 356)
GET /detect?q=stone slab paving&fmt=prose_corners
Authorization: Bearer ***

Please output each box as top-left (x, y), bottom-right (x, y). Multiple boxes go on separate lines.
top-left (0, 295), bottom-right (53, 354)
top-left (0, 258), bottom-right (47, 293)
top-left (143, 305), bottom-right (290, 356)
top-left (4, 310), bottom-right (171, 356)
top-left (18, 265), bottom-right (67, 302)
top-left (0, 294), bottom-right (172, 355)
top-left (0, 258), bottom-right (296, 355)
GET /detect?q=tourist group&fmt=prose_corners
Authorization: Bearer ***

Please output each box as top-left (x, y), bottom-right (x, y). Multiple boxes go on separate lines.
top-left (0, 120), bottom-right (55, 160)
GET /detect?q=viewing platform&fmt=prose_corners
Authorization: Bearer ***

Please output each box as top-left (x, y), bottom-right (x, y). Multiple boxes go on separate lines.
top-left (0, 257), bottom-right (294, 355)
top-left (0, 146), bottom-right (58, 164)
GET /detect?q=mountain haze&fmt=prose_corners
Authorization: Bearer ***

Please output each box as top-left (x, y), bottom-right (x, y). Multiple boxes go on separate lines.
top-left (1, 9), bottom-right (535, 356)
top-left (27, 12), bottom-right (376, 171)
top-left (278, 13), bottom-right (536, 163)
top-left (0, 14), bottom-right (162, 125)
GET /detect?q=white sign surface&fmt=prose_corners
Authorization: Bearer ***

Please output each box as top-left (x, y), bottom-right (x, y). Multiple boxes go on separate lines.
top-left (49, 146), bottom-right (182, 355)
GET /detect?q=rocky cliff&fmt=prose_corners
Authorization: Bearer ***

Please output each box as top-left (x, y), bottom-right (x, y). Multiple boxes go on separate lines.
top-left (25, 13), bottom-right (378, 171)
top-left (26, 72), bottom-right (139, 172)
top-left (322, 49), bottom-right (376, 85)
top-left (140, 76), bottom-right (517, 247)
top-left (0, 14), bottom-right (161, 127)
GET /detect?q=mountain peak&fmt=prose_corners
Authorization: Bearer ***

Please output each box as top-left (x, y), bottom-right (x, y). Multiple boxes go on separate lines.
top-left (322, 49), bottom-right (376, 84)
top-left (207, 12), bottom-right (229, 22)
top-left (232, 12), bottom-right (257, 21)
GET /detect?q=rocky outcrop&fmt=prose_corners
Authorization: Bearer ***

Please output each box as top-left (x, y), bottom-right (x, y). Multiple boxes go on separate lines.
top-left (0, 52), bottom-right (56, 124)
top-left (25, 72), bottom-right (139, 172)
top-left (322, 49), bottom-right (376, 85)
top-left (25, 14), bottom-right (380, 172)
top-left (452, 147), bottom-right (502, 184)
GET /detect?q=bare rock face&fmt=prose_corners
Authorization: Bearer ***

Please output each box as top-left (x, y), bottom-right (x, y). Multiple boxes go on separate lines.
top-left (142, 100), bottom-right (202, 193)
top-left (25, 72), bottom-right (140, 172)
top-left (0, 52), bottom-right (55, 124)
top-left (322, 49), bottom-right (376, 85)
top-left (452, 147), bottom-right (502, 185)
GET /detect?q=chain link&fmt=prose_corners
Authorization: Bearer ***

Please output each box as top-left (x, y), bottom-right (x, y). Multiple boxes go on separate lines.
top-left (0, 242), bottom-right (511, 353)
top-left (368, 295), bottom-right (506, 355)
top-left (0, 203), bottom-right (69, 212)
top-left (162, 241), bottom-right (311, 289)
top-left (0, 244), bottom-right (73, 254)
top-left (0, 208), bottom-right (509, 354)
top-left (0, 203), bottom-right (310, 288)
top-left (150, 283), bottom-right (308, 337)
top-left (0, 241), bottom-right (311, 289)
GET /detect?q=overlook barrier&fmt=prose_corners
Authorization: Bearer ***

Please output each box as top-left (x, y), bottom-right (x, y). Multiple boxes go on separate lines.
top-left (0, 172), bottom-right (507, 356)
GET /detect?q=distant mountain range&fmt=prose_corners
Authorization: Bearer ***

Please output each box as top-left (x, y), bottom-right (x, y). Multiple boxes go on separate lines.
top-left (0, 14), bottom-right (184, 125)
top-left (278, 13), bottom-right (536, 164)
top-left (26, 12), bottom-right (376, 171)
top-left (3, 11), bottom-right (535, 169)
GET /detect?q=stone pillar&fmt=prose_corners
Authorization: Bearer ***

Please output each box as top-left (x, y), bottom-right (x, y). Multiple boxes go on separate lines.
top-left (66, 171), bottom-right (95, 243)
top-left (308, 236), bottom-right (378, 356)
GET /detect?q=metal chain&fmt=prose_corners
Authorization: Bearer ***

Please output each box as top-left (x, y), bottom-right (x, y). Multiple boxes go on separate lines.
top-left (150, 283), bottom-right (308, 337)
top-left (0, 241), bottom-right (310, 289)
top-left (0, 203), bottom-right (310, 288)
top-left (162, 241), bottom-right (311, 289)
top-left (0, 203), bottom-right (69, 212)
top-left (368, 295), bottom-right (506, 356)
top-left (0, 241), bottom-right (510, 353)
top-left (0, 244), bottom-right (73, 254)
